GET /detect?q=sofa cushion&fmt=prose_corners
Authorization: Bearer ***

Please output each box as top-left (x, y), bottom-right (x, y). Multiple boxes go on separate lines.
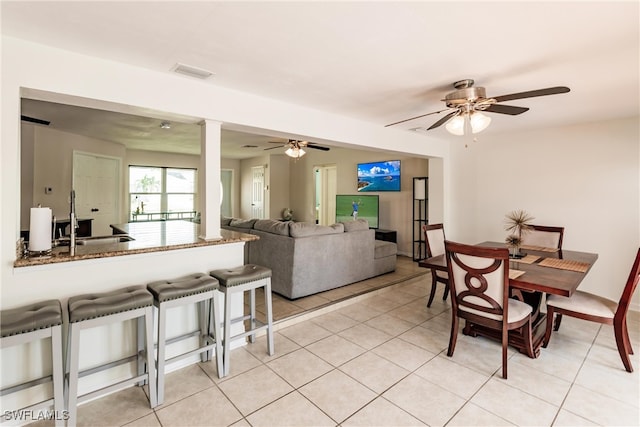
top-left (289, 222), bottom-right (344, 238)
top-left (254, 219), bottom-right (291, 236)
top-left (221, 217), bottom-right (233, 226)
top-left (341, 219), bottom-right (370, 232)
top-left (375, 240), bottom-right (397, 258)
top-left (229, 218), bottom-right (257, 229)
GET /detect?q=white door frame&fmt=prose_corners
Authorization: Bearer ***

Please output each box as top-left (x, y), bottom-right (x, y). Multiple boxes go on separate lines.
top-left (314, 164), bottom-right (337, 226)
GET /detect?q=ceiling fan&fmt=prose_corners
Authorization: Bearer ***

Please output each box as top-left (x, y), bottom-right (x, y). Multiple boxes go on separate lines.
top-left (265, 139), bottom-right (330, 158)
top-left (385, 79), bottom-right (570, 135)
top-left (21, 115), bottom-right (51, 126)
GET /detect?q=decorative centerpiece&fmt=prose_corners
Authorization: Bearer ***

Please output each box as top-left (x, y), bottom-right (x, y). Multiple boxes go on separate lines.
top-left (504, 209), bottom-right (534, 259)
top-left (282, 208), bottom-right (294, 221)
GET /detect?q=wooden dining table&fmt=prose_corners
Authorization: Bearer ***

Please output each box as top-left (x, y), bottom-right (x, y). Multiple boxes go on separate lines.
top-left (418, 241), bottom-right (598, 357)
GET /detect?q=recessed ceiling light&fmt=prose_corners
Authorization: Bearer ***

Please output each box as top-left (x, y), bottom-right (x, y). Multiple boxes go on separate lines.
top-left (172, 63), bottom-right (214, 80)
top-left (160, 121), bottom-right (171, 129)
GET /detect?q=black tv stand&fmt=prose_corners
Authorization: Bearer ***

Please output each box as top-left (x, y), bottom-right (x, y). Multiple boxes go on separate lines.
top-left (374, 229), bottom-right (397, 243)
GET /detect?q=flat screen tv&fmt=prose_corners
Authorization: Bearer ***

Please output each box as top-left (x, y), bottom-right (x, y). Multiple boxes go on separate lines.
top-left (357, 160), bottom-right (401, 192)
top-left (335, 194), bottom-right (379, 229)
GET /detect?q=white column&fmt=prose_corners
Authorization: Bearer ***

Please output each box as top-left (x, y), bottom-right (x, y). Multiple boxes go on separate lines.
top-left (199, 120), bottom-right (222, 240)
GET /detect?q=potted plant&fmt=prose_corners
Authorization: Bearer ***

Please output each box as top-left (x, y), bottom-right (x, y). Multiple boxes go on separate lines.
top-left (504, 209), bottom-right (534, 258)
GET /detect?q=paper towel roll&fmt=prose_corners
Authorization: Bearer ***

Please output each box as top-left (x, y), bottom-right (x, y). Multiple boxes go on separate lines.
top-left (29, 207), bottom-right (52, 252)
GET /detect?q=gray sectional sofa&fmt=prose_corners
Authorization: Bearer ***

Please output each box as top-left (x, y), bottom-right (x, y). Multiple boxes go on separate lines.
top-left (221, 218), bottom-right (397, 299)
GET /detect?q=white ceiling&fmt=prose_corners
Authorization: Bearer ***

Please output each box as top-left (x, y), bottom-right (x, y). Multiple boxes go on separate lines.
top-left (4, 1), bottom-right (639, 157)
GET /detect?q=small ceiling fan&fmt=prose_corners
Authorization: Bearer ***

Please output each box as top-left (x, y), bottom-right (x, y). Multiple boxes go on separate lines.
top-left (385, 79), bottom-right (570, 135)
top-left (265, 139), bottom-right (330, 158)
top-left (21, 115), bottom-right (51, 126)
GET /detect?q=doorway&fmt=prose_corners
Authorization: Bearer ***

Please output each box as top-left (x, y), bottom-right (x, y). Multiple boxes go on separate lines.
top-left (221, 169), bottom-right (233, 217)
top-left (72, 151), bottom-right (121, 235)
top-left (251, 165), bottom-right (265, 219)
top-left (314, 164), bottom-right (337, 226)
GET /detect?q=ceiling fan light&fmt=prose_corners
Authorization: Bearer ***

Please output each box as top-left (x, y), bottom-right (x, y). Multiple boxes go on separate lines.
top-left (285, 146), bottom-right (306, 158)
top-left (470, 112), bottom-right (491, 134)
top-left (445, 114), bottom-right (465, 136)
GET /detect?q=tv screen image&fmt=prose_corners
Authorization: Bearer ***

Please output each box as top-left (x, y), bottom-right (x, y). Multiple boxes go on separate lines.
top-left (335, 194), bottom-right (379, 229)
top-left (357, 160), bottom-right (401, 192)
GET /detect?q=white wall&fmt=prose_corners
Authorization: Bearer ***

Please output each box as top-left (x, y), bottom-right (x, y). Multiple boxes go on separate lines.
top-left (267, 154), bottom-right (291, 219)
top-left (447, 117), bottom-right (640, 309)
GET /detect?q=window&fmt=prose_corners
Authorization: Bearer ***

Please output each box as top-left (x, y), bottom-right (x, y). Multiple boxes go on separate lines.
top-left (129, 166), bottom-right (197, 220)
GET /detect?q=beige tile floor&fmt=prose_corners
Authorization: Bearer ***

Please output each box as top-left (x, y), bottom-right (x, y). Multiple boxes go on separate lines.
top-left (39, 257), bottom-right (640, 426)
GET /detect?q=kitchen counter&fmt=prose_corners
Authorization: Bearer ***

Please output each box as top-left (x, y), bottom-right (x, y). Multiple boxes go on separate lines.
top-left (14, 220), bottom-right (257, 267)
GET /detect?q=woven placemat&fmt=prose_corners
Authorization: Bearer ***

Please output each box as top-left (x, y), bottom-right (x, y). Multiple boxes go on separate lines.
top-left (511, 254), bottom-right (540, 264)
top-left (509, 269), bottom-right (526, 279)
top-left (538, 258), bottom-right (590, 273)
top-left (520, 245), bottom-right (560, 253)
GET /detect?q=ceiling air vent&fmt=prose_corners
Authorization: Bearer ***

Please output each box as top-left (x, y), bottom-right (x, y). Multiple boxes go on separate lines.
top-left (172, 63), bottom-right (214, 80)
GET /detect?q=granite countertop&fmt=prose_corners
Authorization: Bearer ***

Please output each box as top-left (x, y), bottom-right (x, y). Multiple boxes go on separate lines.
top-left (14, 220), bottom-right (257, 268)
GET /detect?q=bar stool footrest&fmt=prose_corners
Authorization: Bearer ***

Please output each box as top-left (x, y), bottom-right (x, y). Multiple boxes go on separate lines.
top-left (1, 375), bottom-right (54, 396)
top-left (76, 374), bottom-right (149, 405)
top-left (73, 353), bottom-right (143, 380)
top-left (165, 337), bottom-right (218, 366)
top-left (228, 322), bottom-right (269, 341)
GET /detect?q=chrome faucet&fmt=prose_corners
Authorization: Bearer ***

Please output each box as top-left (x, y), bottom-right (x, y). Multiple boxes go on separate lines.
top-left (69, 190), bottom-right (78, 256)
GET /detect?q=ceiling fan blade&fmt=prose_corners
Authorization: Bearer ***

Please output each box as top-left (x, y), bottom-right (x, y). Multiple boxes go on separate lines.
top-left (385, 108), bottom-right (452, 127)
top-left (306, 144), bottom-right (330, 151)
top-left (21, 115), bottom-right (50, 126)
top-left (427, 110), bottom-right (459, 130)
top-left (483, 104), bottom-right (529, 115)
top-left (264, 145), bottom-right (283, 150)
top-left (492, 86), bottom-right (570, 103)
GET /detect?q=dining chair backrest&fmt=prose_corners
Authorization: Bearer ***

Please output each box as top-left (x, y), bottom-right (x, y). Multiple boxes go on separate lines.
top-left (521, 225), bottom-right (564, 249)
top-left (423, 224), bottom-right (446, 258)
top-left (616, 248), bottom-right (640, 323)
top-left (445, 240), bottom-right (510, 322)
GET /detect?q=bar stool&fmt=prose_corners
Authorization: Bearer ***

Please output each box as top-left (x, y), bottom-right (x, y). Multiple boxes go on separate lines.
top-left (209, 264), bottom-right (274, 376)
top-left (66, 286), bottom-right (157, 425)
top-left (147, 273), bottom-right (223, 405)
top-left (1, 300), bottom-right (65, 427)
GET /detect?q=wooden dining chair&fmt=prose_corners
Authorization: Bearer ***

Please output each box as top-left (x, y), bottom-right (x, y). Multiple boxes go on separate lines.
top-left (543, 248), bottom-right (640, 372)
top-left (445, 240), bottom-right (534, 379)
top-left (516, 224), bottom-right (565, 305)
top-left (521, 225), bottom-right (565, 249)
top-left (422, 224), bottom-right (449, 307)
